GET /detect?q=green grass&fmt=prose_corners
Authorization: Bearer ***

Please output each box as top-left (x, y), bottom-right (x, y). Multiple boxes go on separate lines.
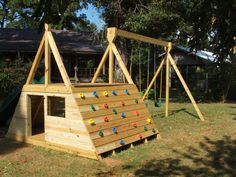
top-left (0, 103), bottom-right (236, 177)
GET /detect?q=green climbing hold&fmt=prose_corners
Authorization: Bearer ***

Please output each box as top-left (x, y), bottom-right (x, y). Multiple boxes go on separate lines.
top-left (144, 126), bottom-right (148, 131)
top-left (112, 108), bottom-right (117, 114)
top-left (98, 130), bottom-right (104, 137)
top-left (91, 104), bottom-right (96, 111)
top-left (134, 98), bottom-right (138, 104)
top-left (152, 128), bottom-right (156, 133)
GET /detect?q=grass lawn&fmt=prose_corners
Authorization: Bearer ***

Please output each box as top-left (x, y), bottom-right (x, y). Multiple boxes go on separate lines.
top-left (0, 102), bottom-right (235, 177)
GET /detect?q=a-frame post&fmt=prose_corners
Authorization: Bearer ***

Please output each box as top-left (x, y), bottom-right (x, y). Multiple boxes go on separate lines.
top-left (168, 54), bottom-right (205, 121)
top-left (165, 44), bottom-right (171, 117)
top-left (109, 44), bottom-right (114, 83)
top-left (45, 24), bottom-right (51, 86)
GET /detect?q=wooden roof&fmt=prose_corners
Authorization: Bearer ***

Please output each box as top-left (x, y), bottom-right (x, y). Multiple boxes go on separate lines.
top-left (0, 28), bottom-right (104, 54)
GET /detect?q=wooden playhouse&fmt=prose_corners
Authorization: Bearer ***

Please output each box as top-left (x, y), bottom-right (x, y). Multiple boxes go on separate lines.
top-left (7, 25), bottom-right (161, 159)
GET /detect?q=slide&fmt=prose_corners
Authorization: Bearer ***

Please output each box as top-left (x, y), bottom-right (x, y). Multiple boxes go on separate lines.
top-left (0, 88), bottom-right (21, 126)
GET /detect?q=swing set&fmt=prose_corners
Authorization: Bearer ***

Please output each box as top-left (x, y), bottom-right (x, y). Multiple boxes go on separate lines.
top-left (97, 27), bottom-right (204, 121)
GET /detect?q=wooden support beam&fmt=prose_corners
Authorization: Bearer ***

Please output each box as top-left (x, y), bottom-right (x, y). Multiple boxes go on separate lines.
top-left (45, 24), bottom-right (51, 86)
top-left (26, 33), bottom-right (45, 84)
top-left (47, 31), bottom-right (71, 87)
top-left (165, 53), bottom-right (170, 117)
top-left (91, 46), bottom-right (109, 83)
top-left (142, 57), bottom-right (166, 100)
top-left (109, 44), bottom-right (114, 83)
top-left (115, 28), bottom-right (169, 47)
top-left (111, 43), bottom-right (134, 84)
top-left (168, 54), bottom-right (205, 121)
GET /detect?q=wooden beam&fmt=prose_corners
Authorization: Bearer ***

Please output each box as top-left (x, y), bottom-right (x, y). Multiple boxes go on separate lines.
top-left (116, 28), bottom-right (169, 47)
top-left (168, 54), bottom-right (205, 121)
top-left (111, 43), bottom-right (134, 84)
top-left (142, 57), bottom-right (166, 100)
top-left (109, 44), bottom-right (114, 83)
top-left (47, 31), bottom-right (71, 87)
top-left (165, 53), bottom-right (170, 117)
top-left (26, 33), bottom-right (45, 84)
top-left (45, 25), bottom-right (51, 86)
top-left (91, 46), bottom-right (109, 83)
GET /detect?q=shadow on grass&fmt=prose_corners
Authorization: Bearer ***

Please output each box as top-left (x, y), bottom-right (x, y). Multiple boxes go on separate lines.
top-left (0, 127), bottom-right (27, 156)
top-left (154, 108), bottom-right (199, 119)
top-left (131, 136), bottom-right (236, 177)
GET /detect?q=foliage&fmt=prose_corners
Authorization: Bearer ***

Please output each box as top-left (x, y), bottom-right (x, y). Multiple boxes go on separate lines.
top-left (0, 58), bottom-right (31, 97)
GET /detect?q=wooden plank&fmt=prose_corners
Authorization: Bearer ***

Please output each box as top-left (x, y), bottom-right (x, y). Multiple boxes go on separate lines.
top-left (26, 33), bottom-right (45, 84)
top-left (165, 53), bottom-right (170, 117)
top-left (91, 46), bottom-right (109, 83)
top-left (45, 25), bottom-right (51, 85)
top-left (168, 54), bottom-right (205, 121)
top-left (96, 130), bottom-right (158, 154)
top-left (72, 84), bottom-right (136, 92)
top-left (22, 84), bottom-right (71, 93)
top-left (142, 57), bottom-right (166, 100)
top-left (47, 31), bottom-right (71, 87)
top-left (109, 44), bottom-right (114, 83)
top-left (90, 118), bottom-right (156, 139)
top-left (86, 114), bottom-right (151, 133)
top-left (76, 93), bottom-right (141, 106)
top-left (111, 43), bottom-right (134, 84)
top-left (93, 124), bottom-right (156, 147)
top-left (116, 28), bottom-right (169, 47)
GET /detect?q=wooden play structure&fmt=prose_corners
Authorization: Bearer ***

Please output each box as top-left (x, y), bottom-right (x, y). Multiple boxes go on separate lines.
top-left (7, 24), bottom-right (204, 160)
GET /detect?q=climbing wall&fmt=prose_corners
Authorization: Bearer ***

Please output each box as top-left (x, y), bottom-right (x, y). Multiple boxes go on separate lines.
top-left (73, 84), bottom-right (159, 155)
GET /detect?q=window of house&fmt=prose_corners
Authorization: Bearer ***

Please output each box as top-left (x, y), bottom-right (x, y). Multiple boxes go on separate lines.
top-left (47, 96), bottom-right (65, 117)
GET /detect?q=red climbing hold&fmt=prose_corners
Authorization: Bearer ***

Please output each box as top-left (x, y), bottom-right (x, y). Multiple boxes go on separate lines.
top-left (120, 101), bottom-right (125, 106)
top-left (138, 134), bottom-right (142, 139)
top-left (103, 103), bottom-right (109, 109)
top-left (104, 116), bottom-right (109, 122)
top-left (131, 122), bottom-right (137, 127)
top-left (133, 110), bottom-right (139, 116)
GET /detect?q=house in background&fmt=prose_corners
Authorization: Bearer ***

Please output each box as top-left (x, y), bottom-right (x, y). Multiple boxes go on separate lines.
top-left (0, 28), bottom-right (106, 82)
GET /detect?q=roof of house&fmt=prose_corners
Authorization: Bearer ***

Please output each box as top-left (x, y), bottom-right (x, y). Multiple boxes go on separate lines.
top-left (0, 28), bottom-right (105, 54)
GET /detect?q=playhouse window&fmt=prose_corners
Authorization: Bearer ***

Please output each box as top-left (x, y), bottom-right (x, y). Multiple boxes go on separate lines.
top-left (47, 96), bottom-right (65, 117)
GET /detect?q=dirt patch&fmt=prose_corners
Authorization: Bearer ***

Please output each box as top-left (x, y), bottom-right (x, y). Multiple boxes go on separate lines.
top-left (102, 158), bottom-right (124, 167)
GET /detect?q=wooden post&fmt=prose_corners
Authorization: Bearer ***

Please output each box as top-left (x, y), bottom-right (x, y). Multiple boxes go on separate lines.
top-left (168, 54), bottom-right (205, 121)
top-left (45, 24), bottom-right (51, 86)
top-left (165, 44), bottom-right (171, 117)
top-left (109, 44), bottom-right (114, 83)
top-left (111, 44), bottom-right (134, 84)
top-left (91, 46), bottom-right (109, 83)
top-left (142, 57), bottom-right (166, 100)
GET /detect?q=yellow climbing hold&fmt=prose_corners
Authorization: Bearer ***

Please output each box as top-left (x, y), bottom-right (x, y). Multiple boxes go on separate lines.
top-left (103, 91), bottom-right (108, 96)
top-left (88, 119), bottom-right (95, 125)
top-left (146, 118), bottom-right (152, 124)
top-left (79, 93), bottom-right (85, 99)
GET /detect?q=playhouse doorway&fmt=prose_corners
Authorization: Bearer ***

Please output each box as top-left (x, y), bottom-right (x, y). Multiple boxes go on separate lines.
top-left (30, 95), bottom-right (45, 135)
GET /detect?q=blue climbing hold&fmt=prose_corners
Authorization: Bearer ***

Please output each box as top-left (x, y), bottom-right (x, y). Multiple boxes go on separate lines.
top-left (112, 90), bottom-right (117, 95)
top-left (124, 89), bottom-right (129, 95)
top-left (112, 127), bottom-right (117, 133)
top-left (121, 112), bottom-right (126, 118)
top-left (120, 139), bottom-right (125, 145)
top-left (93, 91), bottom-right (98, 97)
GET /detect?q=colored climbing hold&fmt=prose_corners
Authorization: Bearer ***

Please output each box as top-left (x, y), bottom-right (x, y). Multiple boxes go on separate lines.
top-left (120, 101), bottom-right (125, 106)
top-left (138, 134), bottom-right (142, 139)
top-left (144, 126), bottom-right (148, 131)
top-left (112, 127), bottom-right (117, 134)
top-left (131, 122), bottom-right (137, 127)
top-left (88, 119), bottom-right (95, 125)
top-left (103, 91), bottom-right (108, 96)
top-left (134, 98), bottom-right (139, 104)
top-left (98, 130), bottom-right (104, 137)
top-left (93, 91), bottom-right (98, 97)
top-left (124, 89), bottom-right (130, 95)
top-left (112, 108), bottom-right (118, 114)
top-left (79, 93), bottom-right (85, 99)
top-left (146, 118), bottom-right (152, 124)
top-left (152, 128), bottom-right (156, 133)
top-left (103, 103), bottom-right (109, 109)
top-left (104, 116), bottom-right (109, 122)
top-left (121, 112), bottom-right (126, 118)
top-left (133, 110), bottom-right (140, 116)
top-left (120, 139), bottom-right (125, 145)
top-left (90, 104), bottom-right (96, 111)
top-left (112, 90), bottom-right (117, 95)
